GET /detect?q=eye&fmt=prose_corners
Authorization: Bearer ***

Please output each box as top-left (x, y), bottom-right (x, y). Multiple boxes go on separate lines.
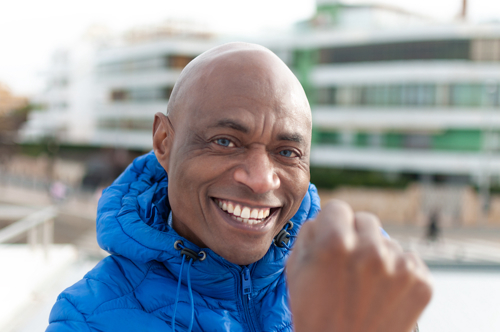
top-left (279, 149), bottom-right (296, 158)
top-left (214, 138), bottom-right (235, 147)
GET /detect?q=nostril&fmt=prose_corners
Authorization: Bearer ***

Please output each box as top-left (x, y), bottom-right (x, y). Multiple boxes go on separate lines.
top-left (233, 167), bottom-right (280, 194)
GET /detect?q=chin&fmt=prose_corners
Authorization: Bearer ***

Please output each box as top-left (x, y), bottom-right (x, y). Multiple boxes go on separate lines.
top-left (218, 247), bottom-right (269, 266)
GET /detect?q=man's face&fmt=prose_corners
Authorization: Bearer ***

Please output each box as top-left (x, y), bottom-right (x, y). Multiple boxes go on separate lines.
top-left (162, 53), bottom-right (311, 265)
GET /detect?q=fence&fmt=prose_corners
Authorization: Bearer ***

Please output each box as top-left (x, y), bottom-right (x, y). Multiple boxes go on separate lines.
top-left (0, 206), bottom-right (58, 260)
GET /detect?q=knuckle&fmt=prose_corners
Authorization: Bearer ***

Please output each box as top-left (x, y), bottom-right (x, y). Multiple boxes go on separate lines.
top-left (324, 233), bottom-right (352, 254)
top-left (355, 211), bottom-right (382, 226)
top-left (386, 238), bottom-right (403, 253)
top-left (408, 274), bottom-right (433, 306)
top-left (393, 256), bottom-right (414, 284)
top-left (321, 199), bottom-right (353, 218)
top-left (394, 251), bottom-right (428, 284)
top-left (354, 242), bottom-right (387, 273)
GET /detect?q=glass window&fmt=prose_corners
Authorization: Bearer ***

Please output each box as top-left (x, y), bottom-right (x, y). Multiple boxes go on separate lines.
top-left (450, 84), bottom-right (484, 107)
top-left (109, 86), bottom-right (174, 102)
top-left (316, 87), bottom-right (336, 105)
top-left (318, 39), bottom-right (470, 64)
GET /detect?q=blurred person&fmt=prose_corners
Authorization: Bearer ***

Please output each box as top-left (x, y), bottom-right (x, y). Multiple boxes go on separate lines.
top-left (46, 43), bottom-right (431, 332)
top-left (49, 180), bottom-right (67, 204)
top-left (426, 209), bottom-right (441, 243)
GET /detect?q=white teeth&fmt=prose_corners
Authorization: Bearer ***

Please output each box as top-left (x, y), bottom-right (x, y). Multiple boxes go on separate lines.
top-left (233, 205), bottom-right (241, 217)
top-left (216, 198), bottom-right (275, 225)
top-left (241, 207), bottom-right (250, 219)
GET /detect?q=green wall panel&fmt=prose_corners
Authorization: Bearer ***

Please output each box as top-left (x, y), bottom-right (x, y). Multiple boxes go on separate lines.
top-left (431, 129), bottom-right (482, 151)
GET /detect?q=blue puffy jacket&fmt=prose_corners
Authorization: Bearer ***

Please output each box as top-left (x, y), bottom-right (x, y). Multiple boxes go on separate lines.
top-left (46, 151), bottom-right (321, 332)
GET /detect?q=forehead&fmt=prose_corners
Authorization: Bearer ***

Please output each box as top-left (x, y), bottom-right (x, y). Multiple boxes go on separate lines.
top-left (189, 86), bottom-right (311, 140)
top-left (183, 61), bottom-right (310, 135)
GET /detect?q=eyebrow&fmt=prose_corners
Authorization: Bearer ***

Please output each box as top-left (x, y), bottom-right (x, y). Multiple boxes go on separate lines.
top-left (210, 119), bottom-right (249, 133)
top-left (210, 118), bottom-right (305, 143)
top-left (277, 133), bottom-right (304, 143)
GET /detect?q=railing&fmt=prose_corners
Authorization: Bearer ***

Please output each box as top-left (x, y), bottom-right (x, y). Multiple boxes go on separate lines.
top-left (0, 206), bottom-right (58, 260)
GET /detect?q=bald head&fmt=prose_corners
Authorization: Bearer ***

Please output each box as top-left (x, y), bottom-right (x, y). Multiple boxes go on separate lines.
top-left (166, 42), bottom-right (311, 126)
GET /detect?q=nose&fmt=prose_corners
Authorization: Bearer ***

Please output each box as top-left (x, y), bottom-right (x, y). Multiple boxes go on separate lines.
top-left (233, 147), bottom-right (280, 194)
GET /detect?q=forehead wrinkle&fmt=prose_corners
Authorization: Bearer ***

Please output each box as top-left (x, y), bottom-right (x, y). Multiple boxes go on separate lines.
top-left (210, 119), bottom-right (250, 134)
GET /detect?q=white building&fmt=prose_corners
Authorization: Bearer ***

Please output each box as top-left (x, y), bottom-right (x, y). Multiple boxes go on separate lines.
top-left (21, 1), bottom-right (500, 186)
top-left (21, 39), bottom-right (97, 145)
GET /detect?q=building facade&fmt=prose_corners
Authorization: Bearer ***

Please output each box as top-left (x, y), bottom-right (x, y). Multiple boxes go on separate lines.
top-left (21, 1), bottom-right (500, 190)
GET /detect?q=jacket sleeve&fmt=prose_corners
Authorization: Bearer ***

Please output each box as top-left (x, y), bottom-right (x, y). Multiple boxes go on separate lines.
top-left (46, 297), bottom-right (91, 332)
top-left (45, 255), bottom-right (152, 332)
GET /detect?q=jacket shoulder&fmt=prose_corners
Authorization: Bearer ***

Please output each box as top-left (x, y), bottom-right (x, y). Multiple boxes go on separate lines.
top-left (47, 255), bottom-right (160, 331)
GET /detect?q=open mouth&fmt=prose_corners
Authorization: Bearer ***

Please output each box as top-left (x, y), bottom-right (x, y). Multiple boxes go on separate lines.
top-left (213, 198), bottom-right (280, 225)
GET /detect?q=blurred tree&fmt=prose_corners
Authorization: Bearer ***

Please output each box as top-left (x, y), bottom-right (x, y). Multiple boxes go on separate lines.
top-left (0, 83), bottom-right (30, 165)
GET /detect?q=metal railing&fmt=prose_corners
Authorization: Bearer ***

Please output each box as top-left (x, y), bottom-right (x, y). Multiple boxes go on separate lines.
top-left (0, 206), bottom-right (58, 260)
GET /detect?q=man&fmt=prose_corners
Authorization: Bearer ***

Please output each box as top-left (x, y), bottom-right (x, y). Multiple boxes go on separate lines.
top-left (47, 42), bottom-right (432, 332)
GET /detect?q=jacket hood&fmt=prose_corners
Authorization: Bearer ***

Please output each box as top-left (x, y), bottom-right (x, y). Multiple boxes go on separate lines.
top-left (97, 151), bottom-right (320, 293)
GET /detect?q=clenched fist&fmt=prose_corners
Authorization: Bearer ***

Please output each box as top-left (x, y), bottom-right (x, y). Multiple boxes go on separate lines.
top-left (287, 200), bottom-right (432, 332)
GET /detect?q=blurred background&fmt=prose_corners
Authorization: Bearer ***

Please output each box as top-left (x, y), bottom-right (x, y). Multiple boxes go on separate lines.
top-left (2, 0), bottom-right (500, 330)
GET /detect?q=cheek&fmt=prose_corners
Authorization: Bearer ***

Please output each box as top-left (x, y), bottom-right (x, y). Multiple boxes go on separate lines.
top-left (279, 168), bottom-right (310, 218)
top-left (168, 151), bottom-right (234, 205)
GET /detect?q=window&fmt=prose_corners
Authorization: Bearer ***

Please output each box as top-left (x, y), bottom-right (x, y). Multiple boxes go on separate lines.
top-left (316, 87), bottom-right (337, 105)
top-left (168, 55), bottom-right (195, 69)
top-left (318, 39), bottom-right (471, 64)
top-left (109, 86), bottom-right (174, 103)
top-left (111, 90), bottom-right (128, 101)
top-left (450, 84), bottom-right (485, 107)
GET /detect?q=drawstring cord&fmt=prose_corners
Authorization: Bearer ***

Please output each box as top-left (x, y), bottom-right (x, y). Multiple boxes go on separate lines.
top-left (280, 235), bottom-right (297, 250)
top-left (171, 240), bottom-right (206, 332)
top-left (171, 256), bottom-right (185, 332)
top-left (186, 259), bottom-right (194, 332)
top-left (274, 221), bottom-right (295, 249)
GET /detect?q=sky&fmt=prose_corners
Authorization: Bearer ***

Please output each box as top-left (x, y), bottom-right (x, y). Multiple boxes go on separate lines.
top-left (1, 0), bottom-right (499, 96)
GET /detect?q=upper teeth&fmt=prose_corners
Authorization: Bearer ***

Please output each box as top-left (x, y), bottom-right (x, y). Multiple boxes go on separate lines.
top-left (216, 199), bottom-right (271, 225)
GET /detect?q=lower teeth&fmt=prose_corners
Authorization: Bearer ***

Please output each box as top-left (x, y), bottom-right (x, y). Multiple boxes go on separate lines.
top-left (232, 214), bottom-right (262, 224)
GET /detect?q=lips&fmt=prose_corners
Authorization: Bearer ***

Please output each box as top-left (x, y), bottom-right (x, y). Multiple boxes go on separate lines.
top-left (213, 198), bottom-right (277, 225)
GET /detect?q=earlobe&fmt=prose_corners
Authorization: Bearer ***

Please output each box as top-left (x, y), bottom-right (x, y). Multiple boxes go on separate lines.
top-left (152, 112), bottom-right (172, 172)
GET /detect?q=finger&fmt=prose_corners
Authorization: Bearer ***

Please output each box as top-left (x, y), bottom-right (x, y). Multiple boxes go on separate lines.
top-left (404, 252), bottom-right (433, 288)
top-left (316, 200), bottom-right (355, 249)
top-left (354, 212), bottom-right (382, 240)
top-left (385, 238), bottom-right (404, 255)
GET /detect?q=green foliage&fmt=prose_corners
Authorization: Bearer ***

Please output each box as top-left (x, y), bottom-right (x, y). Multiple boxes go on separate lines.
top-left (310, 166), bottom-right (413, 189)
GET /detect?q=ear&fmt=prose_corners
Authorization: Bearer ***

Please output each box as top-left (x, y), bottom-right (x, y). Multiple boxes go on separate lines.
top-left (153, 112), bottom-right (174, 173)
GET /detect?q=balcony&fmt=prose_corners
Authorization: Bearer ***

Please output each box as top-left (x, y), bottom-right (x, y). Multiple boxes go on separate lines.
top-left (313, 107), bottom-right (500, 130)
top-left (311, 145), bottom-right (500, 175)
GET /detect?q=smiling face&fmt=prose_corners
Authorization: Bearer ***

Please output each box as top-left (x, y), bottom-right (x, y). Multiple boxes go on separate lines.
top-left (153, 43), bottom-right (312, 265)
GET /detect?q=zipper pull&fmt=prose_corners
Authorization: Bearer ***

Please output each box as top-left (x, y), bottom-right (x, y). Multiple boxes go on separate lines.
top-left (242, 267), bottom-right (252, 298)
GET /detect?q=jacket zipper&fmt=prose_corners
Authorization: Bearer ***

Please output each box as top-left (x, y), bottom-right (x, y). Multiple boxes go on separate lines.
top-left (240, 266), bottom-right (257, 332)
